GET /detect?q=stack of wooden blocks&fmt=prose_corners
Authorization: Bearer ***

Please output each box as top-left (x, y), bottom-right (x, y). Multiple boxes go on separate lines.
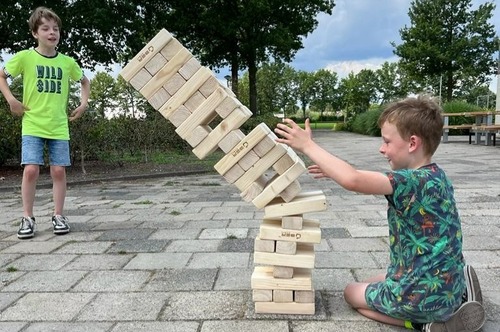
top-left (120, 29), bottom-right (327, 315)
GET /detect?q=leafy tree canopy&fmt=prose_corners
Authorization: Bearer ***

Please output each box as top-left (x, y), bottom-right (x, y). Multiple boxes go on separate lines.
top-left (392, 0), bottom-right (497, 101)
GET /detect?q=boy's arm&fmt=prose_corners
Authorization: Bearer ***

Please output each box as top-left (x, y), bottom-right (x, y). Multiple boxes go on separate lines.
top-left (0, 69), bottom-right (28, 116)
top-left (275, 118), bottom-right (393, 195)
top-left (69, 75), bottom-right (90, 121)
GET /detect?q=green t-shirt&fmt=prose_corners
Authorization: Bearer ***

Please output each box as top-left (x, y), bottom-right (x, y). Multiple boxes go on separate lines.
top-left (5, 49), bottom-right (83, 140)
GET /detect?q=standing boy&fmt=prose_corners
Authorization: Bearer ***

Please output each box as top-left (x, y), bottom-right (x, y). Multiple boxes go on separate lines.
top-left (274, 96), bottom-right (485, 331)
top-left (0, 6), bottom-right (90, 239)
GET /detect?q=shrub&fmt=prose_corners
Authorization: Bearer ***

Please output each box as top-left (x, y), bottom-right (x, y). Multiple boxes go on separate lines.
top-left (351, 109), bottom-right (383, 137)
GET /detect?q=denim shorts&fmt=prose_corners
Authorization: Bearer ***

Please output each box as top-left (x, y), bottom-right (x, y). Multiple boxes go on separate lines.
top-left (21, 135), bottom-right (71, 166)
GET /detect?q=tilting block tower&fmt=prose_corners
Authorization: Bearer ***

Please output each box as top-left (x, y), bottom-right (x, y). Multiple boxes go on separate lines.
top-left (120, 29), bottom-right (327, 315)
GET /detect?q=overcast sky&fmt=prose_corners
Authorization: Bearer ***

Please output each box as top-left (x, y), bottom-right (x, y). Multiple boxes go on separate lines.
top-left (283, 0), bottom-right (500, 93)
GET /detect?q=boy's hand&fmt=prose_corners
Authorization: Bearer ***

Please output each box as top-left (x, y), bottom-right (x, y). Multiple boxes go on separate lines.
top-left (308, 164), bottom-right (328, 179)
top-left (9, 99), bottom-right (29, 116)
top-left (69, 105), bottom-right (86, 121)
top-left (275, 118), bottom-right (313, 153)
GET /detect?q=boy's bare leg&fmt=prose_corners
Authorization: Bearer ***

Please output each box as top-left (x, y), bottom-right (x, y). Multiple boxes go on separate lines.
top-left (344, 273), bottom-right (406, 327)
top-left (22, 165), bottom-right (39, 217)
top-left (50, 165), bottom-right (66, 215)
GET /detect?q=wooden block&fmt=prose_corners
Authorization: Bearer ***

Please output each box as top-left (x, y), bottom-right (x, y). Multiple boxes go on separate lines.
top-left (282, 215), bottom-right (304, 230)
top-left (120, 29), bottom-right (173, 82)
top-left (160, 37), bottom-right (183, 60)
top-left (215, 95), bottom-right (240, 118)
top-left (184, 91), bottom-right (206, 112)
top-left (273, 266), bottom-right (294, 279)
top-left (254, 301), bottom-right (314, 315)
top-left (264, 191), bottom-right (327, 218)
top-left (252, 157), bottom-right (306, 209)
top-left (214, 123), bottom-right (272, 176)
top-left (273, 152), bottom-right (296, 174)
top-left (254, 237), bottom-right (275, 253)
top-left (295, 290), bottom-right (315, 303)
top-left (148, 87), bottom-right (170, 110)
top-left (144, 52), bottom-right (167, 76)
top-left (279, 180), bottom-right (301, 203)
top-left (240, 175), bottom-right (267, 202)
top-left (178, 57), bottom-right (201, 80)
top-left (254, 244), bottom-right (315, 269)
top-left (158, 67), bottom-right (213, 119)
top-left (168, 106), bottom-right (191, 127)
top-left (176, 87), bottom-right (227, 139)
top-left (129, 68), bottom-right (152, 91)
top-left (223, 163), bottom-right (245, 184)
top-left (163, 72), bottom-right (186, 96)
top-left (199, 76), bottom-right (220, 97)
top-left (275, 241), bottom-right (297, 255)
top-left (251, 266), bottom-right (312, 290)
top-left (140, 47), bottom-right (193, 99)
top-left (218, 129), bottom-right (246, 154)
top-left (273, 290), bottom-right (293, 303)
top-left (254, 133), bottom-right (277, 157)
top-left (185, 125), bottom-right (211, 147)
top-left (234, 144), bottom-right (288, 192)
top-left (238, 150), bottom-right (260, 171)
top-left (192, 107), bottom-right (252, 160)
top-left (259, 219), bottom-right (320, 243)
top-left (253, 289), bottom-right (273, 302)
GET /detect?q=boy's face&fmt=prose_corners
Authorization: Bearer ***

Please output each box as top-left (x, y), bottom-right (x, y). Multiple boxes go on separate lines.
top-left (32, 18), bottom-right (60, 50)
top-left (379, 121), bottom-right (411, 170)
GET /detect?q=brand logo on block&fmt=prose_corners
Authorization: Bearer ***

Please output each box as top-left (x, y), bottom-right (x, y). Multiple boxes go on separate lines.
top-left (281, 231), bottom-right (301, 240)
top-left (138, 46), bottom-right (155, 62)
top-left (231, 141), bottom-right (249, 157)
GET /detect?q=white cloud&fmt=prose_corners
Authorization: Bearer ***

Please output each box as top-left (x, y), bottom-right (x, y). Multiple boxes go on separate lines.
top-left (324, 57), bottom-right (398, 78)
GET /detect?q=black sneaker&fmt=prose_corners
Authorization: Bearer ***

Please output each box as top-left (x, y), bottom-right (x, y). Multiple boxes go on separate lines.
top-left (52, 215), bottom-right (70, 234)
top-left (422, 301), bottom-right (485, 332)
top-left (17, 216), bottom-right (36, 239)
top-left (464, 265), bottom-right (483, 304)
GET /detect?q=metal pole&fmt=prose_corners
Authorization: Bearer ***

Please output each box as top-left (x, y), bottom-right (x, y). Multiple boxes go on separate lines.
top-left (496, 38), bottom-right (500, 125)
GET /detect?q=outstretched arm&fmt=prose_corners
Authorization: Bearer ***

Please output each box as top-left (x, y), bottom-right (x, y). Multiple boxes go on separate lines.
top-left (275, 118), bottom-right (393, 195)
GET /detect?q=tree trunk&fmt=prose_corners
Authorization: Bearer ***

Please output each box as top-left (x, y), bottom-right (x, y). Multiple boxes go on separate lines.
top-left (230, 53), bottom-right (239, 98)
top-left (248, 58), bottom-right (258, 116)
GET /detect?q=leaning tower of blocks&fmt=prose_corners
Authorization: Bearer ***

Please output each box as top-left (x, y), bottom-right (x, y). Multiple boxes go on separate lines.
top-left (120, 29), bottom-right (327, 315)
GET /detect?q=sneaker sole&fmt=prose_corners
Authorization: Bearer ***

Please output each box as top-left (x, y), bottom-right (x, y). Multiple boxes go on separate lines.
top-left (17, 233), bottom-right (35, 239)
top-left (431, 301), bottom-right (485, 332)
top-left (53, 229), bottom-right (70, 235)
top-left (464, 265), bottom-right (483, 304)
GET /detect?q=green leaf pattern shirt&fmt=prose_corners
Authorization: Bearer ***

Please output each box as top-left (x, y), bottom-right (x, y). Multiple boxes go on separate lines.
top-left (365, 163), bottom-right (465, 323)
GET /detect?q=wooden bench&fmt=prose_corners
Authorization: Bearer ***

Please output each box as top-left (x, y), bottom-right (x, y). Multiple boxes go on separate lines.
top-left (471, 125), bottom-right (500, 146)
top-left (442, 124), bottom-right (474, 144)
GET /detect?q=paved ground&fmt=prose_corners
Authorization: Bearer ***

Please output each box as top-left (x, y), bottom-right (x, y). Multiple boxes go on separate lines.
top-left (0, 131), bottom-right (498, 332)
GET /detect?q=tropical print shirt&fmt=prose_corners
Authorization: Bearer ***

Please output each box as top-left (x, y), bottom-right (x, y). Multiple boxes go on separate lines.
top-left (366, 163), bottom-right (465, 322)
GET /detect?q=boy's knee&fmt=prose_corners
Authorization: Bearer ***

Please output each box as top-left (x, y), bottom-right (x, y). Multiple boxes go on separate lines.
top-left (50, 166), bottom-right (66, 180)
top-left (23, 165), bottom-right (39, 180)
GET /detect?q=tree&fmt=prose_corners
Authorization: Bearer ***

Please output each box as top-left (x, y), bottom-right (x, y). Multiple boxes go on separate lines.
top-left (165, 0), bottom-right (335, 115)
top-left (256, 62), bottom-right (298, 117)
top-left (115, 76), bottom-right (148, 119)
top-left (310, 69), bottom-right (338, 121)
top-left (0, 0), bottom-right (140, 69)
top-left (89, 72), bottom-right (118, 118)
top-left (393, 0), bottom-right (497, 101)
top-left (295, 70), bottom-right (316, 119)
top-left (375, 62), bottom-right (412, 104)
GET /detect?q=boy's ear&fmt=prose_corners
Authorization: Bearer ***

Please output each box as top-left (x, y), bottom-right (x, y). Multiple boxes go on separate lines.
top-left (408, 135), bottom-right (421, 152)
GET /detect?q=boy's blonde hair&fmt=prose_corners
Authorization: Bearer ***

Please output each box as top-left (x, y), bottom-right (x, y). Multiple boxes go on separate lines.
top-left (28, 6), bottom-right (62, 33)
top-left (378, 95), bottom-right (443, 156)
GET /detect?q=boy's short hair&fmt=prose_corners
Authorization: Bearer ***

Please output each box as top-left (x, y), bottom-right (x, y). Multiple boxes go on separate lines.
top-left (28, 6), bottom-right (62, 33)
top-left (378, 95), bottom-right (443, 156)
